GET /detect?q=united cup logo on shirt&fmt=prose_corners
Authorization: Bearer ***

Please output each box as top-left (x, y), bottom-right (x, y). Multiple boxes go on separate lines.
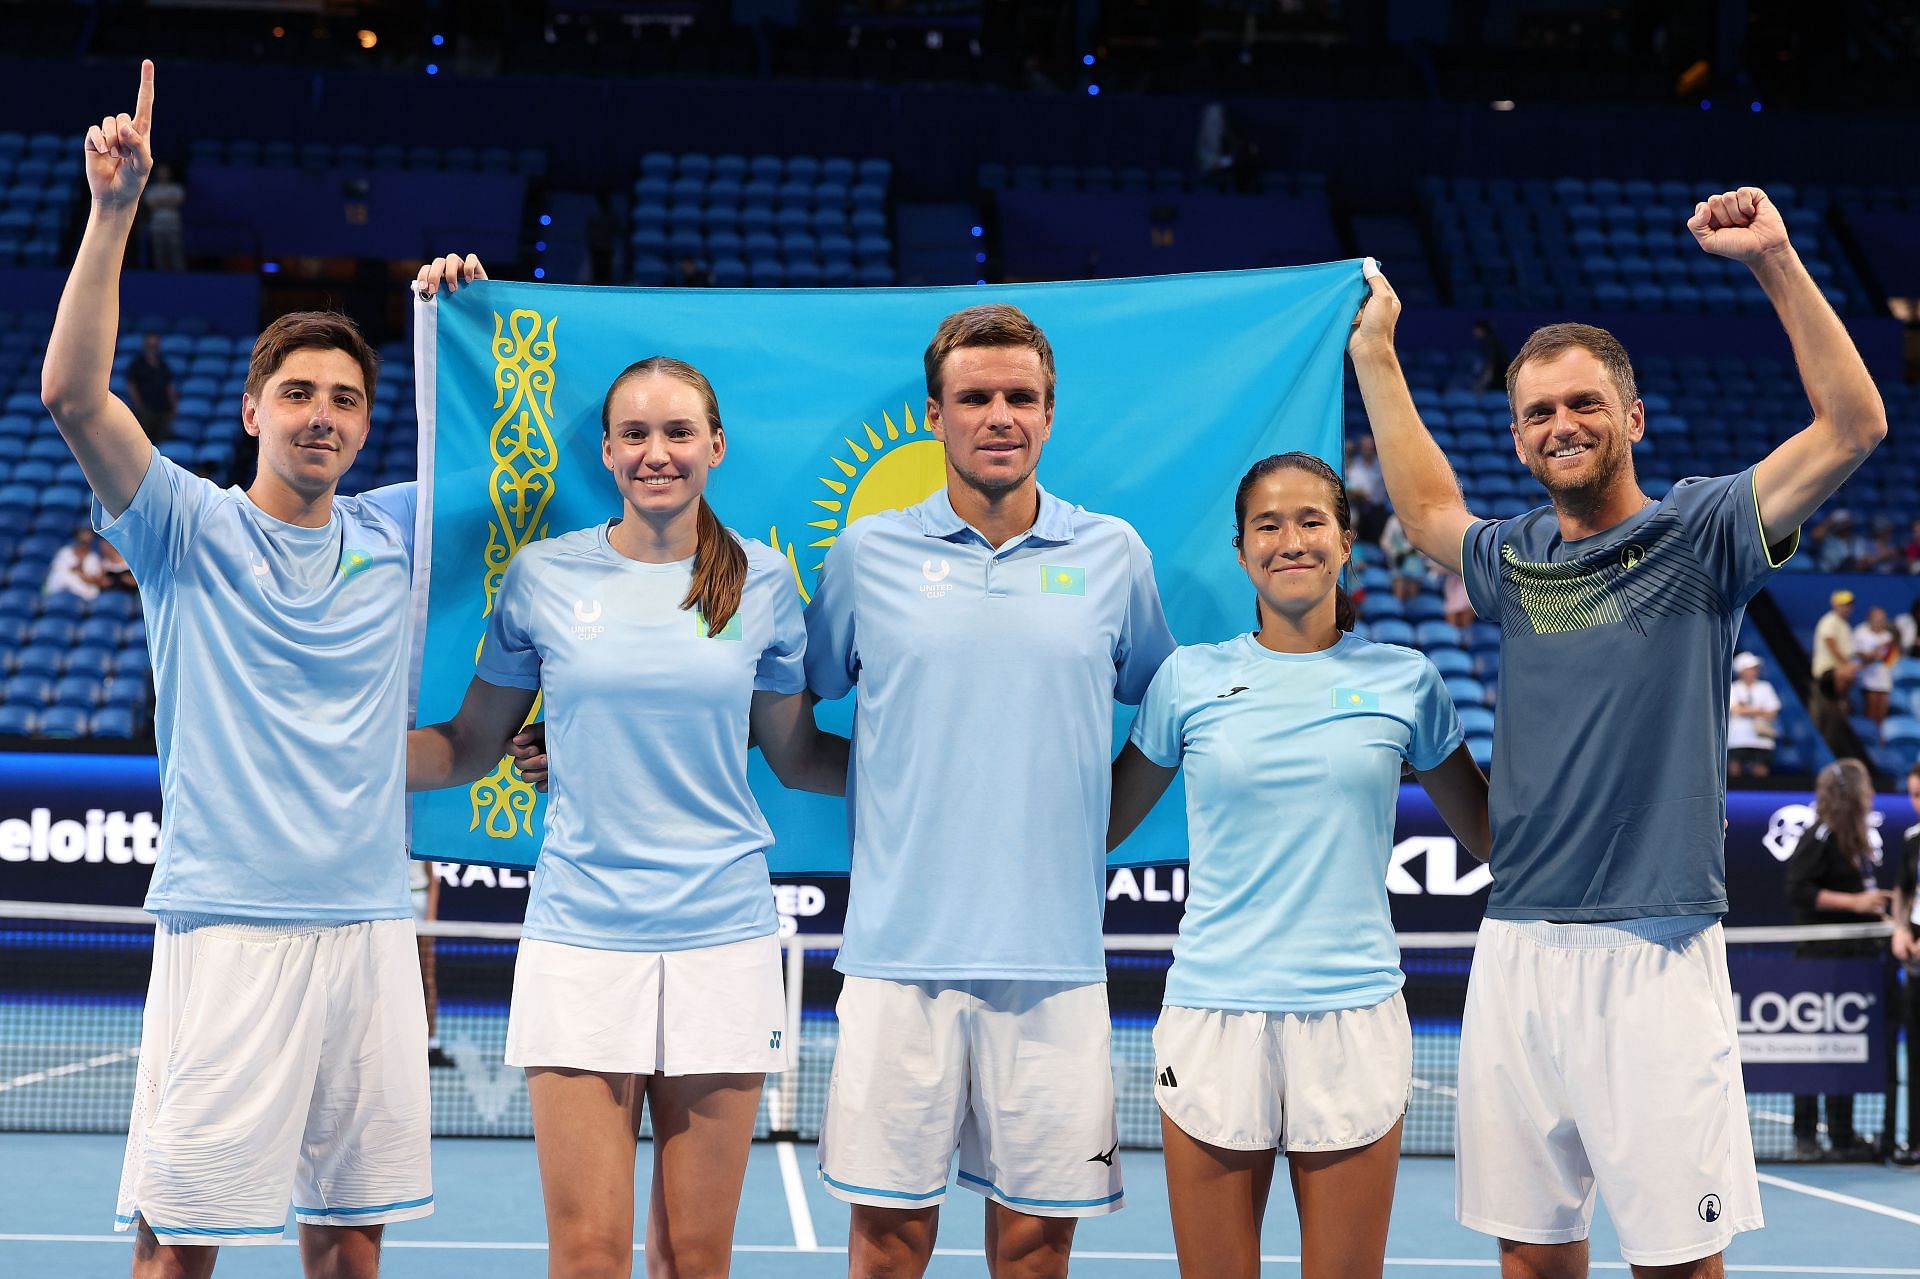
top-left (766, 403), bottom-right (947, 602)
top-left (571, 598), bottom-right (605, 642)
top-left (921, 558), bottom-right (953, 599)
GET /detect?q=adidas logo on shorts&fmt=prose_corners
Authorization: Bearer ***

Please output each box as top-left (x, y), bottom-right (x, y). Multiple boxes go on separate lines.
top-left (1156, 1067), bottom-right (1178, 1088)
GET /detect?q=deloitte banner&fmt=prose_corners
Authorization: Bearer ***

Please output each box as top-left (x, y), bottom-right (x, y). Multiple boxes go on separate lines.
top-left (8, 755), bottom-right (1909, 940)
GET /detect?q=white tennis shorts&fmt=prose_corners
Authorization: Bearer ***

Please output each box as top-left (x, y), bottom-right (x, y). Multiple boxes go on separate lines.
top-left (1154, 992), bottom-right (1411, 1153)
top-left (505, 932), bottom-right (787, 1075)
top-left (1456, 917), bottom-right (1763, 1266)
top-left (115, 916), bottom-right (433, 1244)
top-left (818, 976), bottom-right (1124, 1217)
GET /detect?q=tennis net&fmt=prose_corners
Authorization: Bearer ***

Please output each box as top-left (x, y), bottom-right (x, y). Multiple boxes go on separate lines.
top-left (0, 902), bottom-right (1901, 1161)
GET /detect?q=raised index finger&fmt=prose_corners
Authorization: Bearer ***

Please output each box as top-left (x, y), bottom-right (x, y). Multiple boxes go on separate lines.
top-left (133, 59), bottom-right (155, 135)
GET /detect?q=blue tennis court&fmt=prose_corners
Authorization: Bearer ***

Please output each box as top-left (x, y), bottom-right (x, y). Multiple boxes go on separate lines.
top-left (3, 1134), bottom-right (1917, 1276)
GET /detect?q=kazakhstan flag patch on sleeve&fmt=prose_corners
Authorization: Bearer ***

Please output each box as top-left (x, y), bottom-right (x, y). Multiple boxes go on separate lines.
top-left (1333, 687), bottom-right (1380, 711)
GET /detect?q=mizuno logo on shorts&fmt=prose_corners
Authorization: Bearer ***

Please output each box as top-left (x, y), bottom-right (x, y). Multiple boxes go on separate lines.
top-left (1087, 1141), bottom-right (1118, 1166)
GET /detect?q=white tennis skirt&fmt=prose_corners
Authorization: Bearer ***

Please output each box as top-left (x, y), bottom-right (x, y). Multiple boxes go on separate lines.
top-left (504, 931), bottom-right (787, 1076)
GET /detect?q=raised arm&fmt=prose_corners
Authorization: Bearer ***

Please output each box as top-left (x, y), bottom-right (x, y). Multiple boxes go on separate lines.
top-left (408, 677), bottom-right (540, 792)
top-left (749, 690), bottom-right (849, 796)
top-left (1413, 745), bottom-right (1491, 862)
top-left (1108, 742), bottom-right (1179, 852)
top-left (1689, 188), bottom-right (1887, 545)
top-left (40, 60), bottom-right (160, 518)
top-left (1347, 264), bottom-right (1478, 575)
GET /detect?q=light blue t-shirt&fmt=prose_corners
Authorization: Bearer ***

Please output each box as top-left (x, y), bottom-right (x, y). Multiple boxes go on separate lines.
top-left (1129, 633), bottom-right (1462, 1012)
top-left (477, 524), bottom-right (806, 951)
top-left (806, 485), bottom-right (1175, 982)
top-left (1462, 467), bottom-right (1796, 922)
top-left (94, 452), bottom-right (417, 921)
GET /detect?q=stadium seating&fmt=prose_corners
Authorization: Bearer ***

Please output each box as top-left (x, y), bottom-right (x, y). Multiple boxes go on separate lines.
top-left (630, 151), bottom-right (895, 287)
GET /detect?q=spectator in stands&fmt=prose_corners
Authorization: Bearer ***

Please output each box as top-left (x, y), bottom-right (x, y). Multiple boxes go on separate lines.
top-left (125, 332), bottom-right (175, 442)
top-left (1812, 589), bottom-right (1859, 740)
top-left (44, 525), bottom-right (106, 601)
top-left (142, 162), bottom-right (185, 271)
top-left (1899, 598), bottom-right (1920, 656)
top-left (1378, 512), bottom-right (1428, 601)
top-left (96, 536), bottom-right (136, 594)
top-left (1855, 605), bottom-right (1898, 723)
top-left (1783, 758), bottom-right (1893, 1160)
top-left (1815, 509), bottom-right (1861, 570)
top-left (1892, 762), bottom-right (1920, 1166)
top-left (1470, 320), bottom-right (1509, 394)
top-left (1347, 436), bottom-right (1390, 544)
top-left (1727, 652), bottom-right (1780, 778)
top-left (1901, 518), bottom-right (1920, 573)
top-left (1442, 570), bottom-right (1473, 628)
top-left (673, 254), bottom-right (712, 288)
top-left (1858, 516), bottom-right (1902, 572)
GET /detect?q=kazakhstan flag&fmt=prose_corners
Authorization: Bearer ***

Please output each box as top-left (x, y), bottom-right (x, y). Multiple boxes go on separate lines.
top-left (410, 264), bottom-right (1368, 872)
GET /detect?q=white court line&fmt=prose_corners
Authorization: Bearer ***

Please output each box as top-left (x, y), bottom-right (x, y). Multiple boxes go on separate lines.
top-left (6, 1237), bottom-right (1920, 1273)
top-left (1758, 1171), bottom-right (1920, 1228)
top-left (774, 1140), bottom-right (819, 1251)
top-left (0, 1048), bottom-right (137, 1093)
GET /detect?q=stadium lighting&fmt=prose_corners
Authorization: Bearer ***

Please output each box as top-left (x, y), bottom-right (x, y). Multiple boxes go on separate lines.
top-left (975, 252), bottom-right (986, 264)
top-left (426, 63), bottom-right (439, 76)
top-left (533, 268), bottom-right (546, 280)
top-left (1491, 100), bottom-right (1516, 112)
top-left (970, 225), bottom-right (982, 238)
top-left (1750, 100), bottom-right (1763, 113)
top-left (262, 261), bottom-right (280, 274)
top-left (539, 214), bottom-right (552, 226)
top-left (1087, 84), bottom-right (1100, 96)
top-left (1700, 98), bottom-right (1711, 110)
top-left (357, 30), bottom-right (377, 50)
top-left (535, 241), bottom-right (547, 252)
top-left (1082, 54), bottom-right (1095, 67)
top-left (432, 34), bottom-right (446, 47)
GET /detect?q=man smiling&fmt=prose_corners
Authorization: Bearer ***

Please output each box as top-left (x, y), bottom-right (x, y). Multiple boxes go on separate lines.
top-left (41, 60), bottom-right (430, 1279)
top-left (1351, 189), bottom-right (1886, 1277)
top-left (804, 304), bottom-right (1176, 1278)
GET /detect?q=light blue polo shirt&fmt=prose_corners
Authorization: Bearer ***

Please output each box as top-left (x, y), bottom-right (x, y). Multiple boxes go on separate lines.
top-left (806, 485), bottom-right (1175, 982)
top-left (1129, 633), bottom-right (1462, 1012)
top-left (94, 451), bottom-right (417, 921)
top-left (477, 524), bottom-right (806, 951)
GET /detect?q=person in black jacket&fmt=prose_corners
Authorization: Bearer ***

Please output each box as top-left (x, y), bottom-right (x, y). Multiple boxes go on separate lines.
top-left (1784, 758), bottom-right (1894, 1159)
top-left (1892, 762), bottom-right (1920, 1166)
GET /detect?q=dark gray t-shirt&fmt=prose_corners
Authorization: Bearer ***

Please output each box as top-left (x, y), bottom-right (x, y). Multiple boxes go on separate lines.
top-left (1463, 467), bottom-right (1796, 921)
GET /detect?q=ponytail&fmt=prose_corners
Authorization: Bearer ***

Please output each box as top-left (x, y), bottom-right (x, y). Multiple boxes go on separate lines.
top-left (684, 497), bottom-right (747, 636)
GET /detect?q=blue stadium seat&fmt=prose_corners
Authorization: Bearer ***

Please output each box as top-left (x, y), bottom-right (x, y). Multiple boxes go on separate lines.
top-left (786, 260), bottom-right (824, 288)
top-left (1404, 595), bottom-right (1448, 625)
top-left (104, 674), bottom-right (148, 707)
top-left (1445, 677), bottom-right (1488, 706)
top-left (855, 263), bottom-right (894, 286)
top-left (1884, 716), bottom-right (1920, 752)
top-left (37, 705), bottom-right (86, 738)
top-left (1468, 734), bottom-right (1494, 769)
top-left (0, 704), bottom-right (33, 735)
top-left (88, 590), bottom-right (138, 622)
top-left (1417, 621), bottom-right (1464, 650)
top-left (1360, 594), bottom-right (1404, 621)
top-left (1428, 648), bottom-right (1475, 678)
top-left (26, 616), bottom-right (73, 647)
top-left (1362, 619), bottom-right (1412, 647)
top-left (1849, 714), bottom-right (1881, 744)
top-left (1458, 706), bottom-right (1496, 737)
top-left (5, 673), bottom-right (51, 705)
top-left (90, 707), bottom-right (136, 738)
top-left (52, 675), bottom-right (99, 709)
top-left (62, 645), bottom-right (112, 680)
top-left (75, 616), bottom-right (122, 647)
top-left (37, 589), bottom-right (85, 619)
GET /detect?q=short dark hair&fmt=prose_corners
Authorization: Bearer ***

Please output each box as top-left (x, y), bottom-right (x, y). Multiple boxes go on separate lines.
top-left (1505, 322), bottom-right (1636, 419)
top-left (923, 304), bottom-right (1056, 405)
top-left (244, 311), bottom-right (379, 405)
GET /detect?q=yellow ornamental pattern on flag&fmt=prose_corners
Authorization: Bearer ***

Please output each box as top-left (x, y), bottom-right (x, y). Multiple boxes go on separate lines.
top-left (768, 403), bottom-right (946, 602)
top-left (470, 306), bottom-right (559, 841)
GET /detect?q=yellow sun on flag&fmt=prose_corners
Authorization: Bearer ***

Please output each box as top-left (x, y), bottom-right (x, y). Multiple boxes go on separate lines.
top-left (770, 404), bottom-right (947, 601)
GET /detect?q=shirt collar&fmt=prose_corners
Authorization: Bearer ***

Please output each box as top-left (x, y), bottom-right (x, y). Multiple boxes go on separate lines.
top-left (912, 483), bottom-right (1077, 546)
